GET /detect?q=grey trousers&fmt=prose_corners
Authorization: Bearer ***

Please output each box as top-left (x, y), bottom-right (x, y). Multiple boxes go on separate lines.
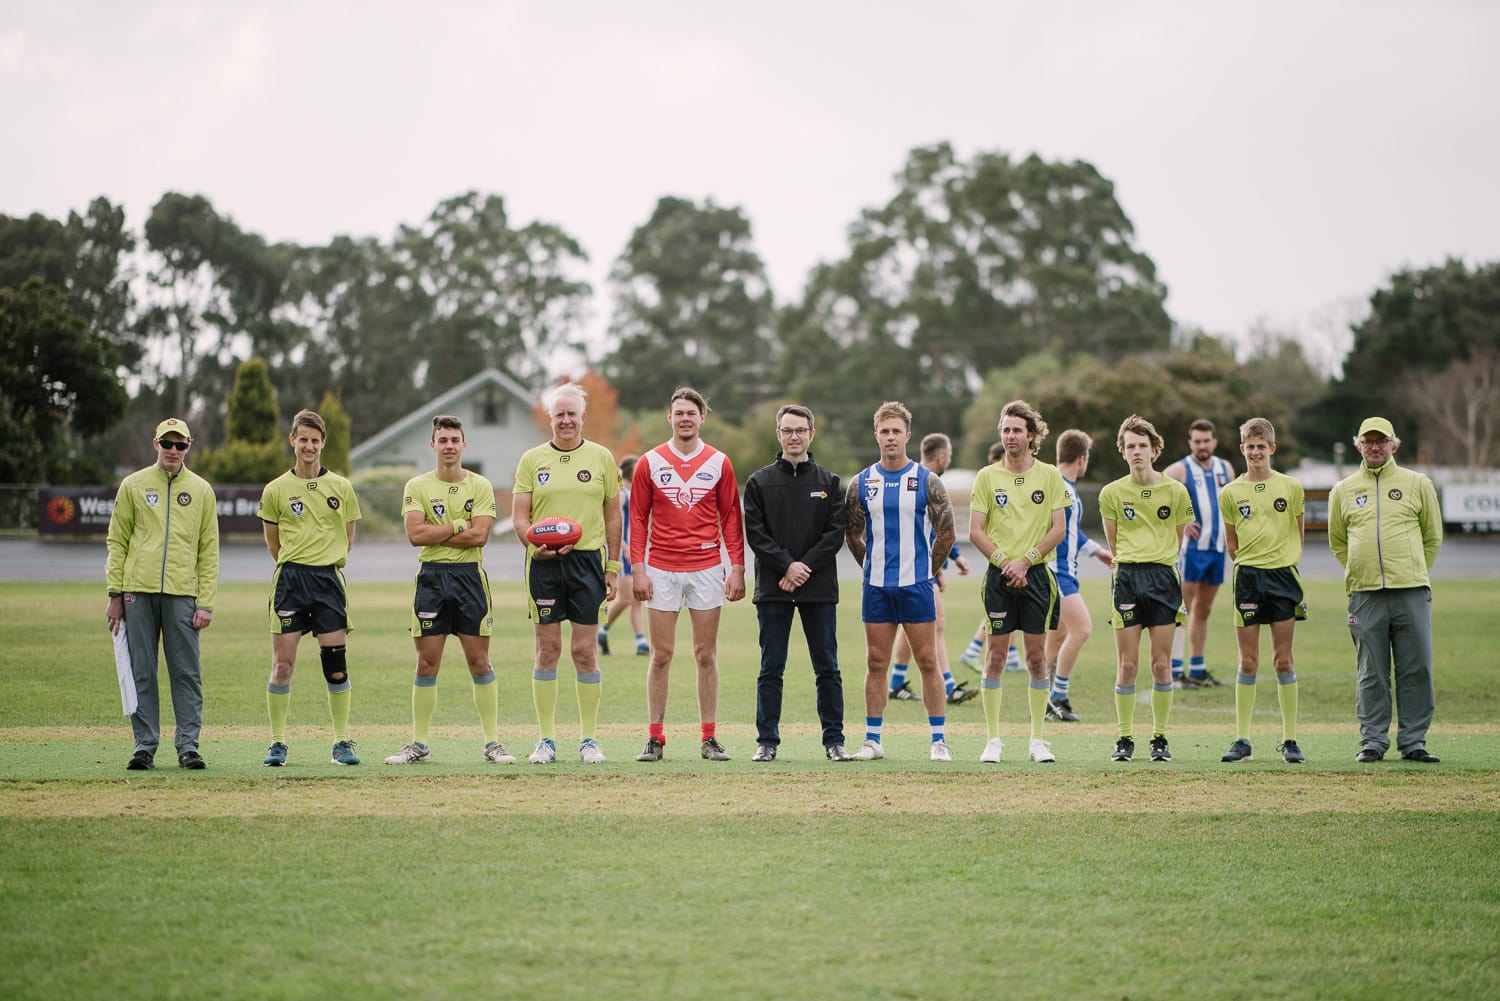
top-left (1348, 587), bottom-right (1434, 754)
top-left (123, 593), bottom-right (203, 755)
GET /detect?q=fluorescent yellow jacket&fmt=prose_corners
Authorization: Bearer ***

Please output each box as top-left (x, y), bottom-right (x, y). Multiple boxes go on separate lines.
top-left (1327, 457), bottom-right (1441, 594)
top-left (105, 463), bottom-right (220, 610)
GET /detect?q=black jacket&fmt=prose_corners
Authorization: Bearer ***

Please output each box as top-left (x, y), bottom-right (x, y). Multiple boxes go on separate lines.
top-left (743, 452), bottom-right (845, 604)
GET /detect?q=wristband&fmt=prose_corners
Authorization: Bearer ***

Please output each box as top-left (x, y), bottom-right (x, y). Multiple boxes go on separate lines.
top-left (989, 550), bottom-right (1006, 568)
top-left (604, 559), bottom-right (622, 575)
top-left (1026, 548), bottom-right (1042, 564)
top-left (452, 520), bottom-right (467, 536)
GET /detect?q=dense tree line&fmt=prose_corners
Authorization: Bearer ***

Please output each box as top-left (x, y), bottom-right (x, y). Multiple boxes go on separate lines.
top-left (3, 143), bottom-right (1497, 484)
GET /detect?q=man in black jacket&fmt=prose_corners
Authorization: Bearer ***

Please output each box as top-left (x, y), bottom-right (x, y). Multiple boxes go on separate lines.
top-left (743, 404), bottom-right (849, 762)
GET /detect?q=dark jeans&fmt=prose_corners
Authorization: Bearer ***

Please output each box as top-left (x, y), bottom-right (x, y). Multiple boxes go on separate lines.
top-left (756, 602), bottom-right (843, 747)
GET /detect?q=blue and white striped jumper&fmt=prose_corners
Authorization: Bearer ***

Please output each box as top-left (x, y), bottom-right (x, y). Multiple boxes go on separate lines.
top-left (857, 460), bottom-right (933, 588)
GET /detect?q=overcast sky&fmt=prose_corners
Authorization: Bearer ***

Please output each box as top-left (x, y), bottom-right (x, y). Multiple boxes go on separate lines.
top-left (5, 1), bottom-right (1498, 375)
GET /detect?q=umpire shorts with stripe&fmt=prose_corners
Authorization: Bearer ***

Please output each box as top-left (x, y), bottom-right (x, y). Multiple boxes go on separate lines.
top-left (1110, 562), bottom-right (1186, 630)
top-left (1231, 565), bottom-right (1307, 628)
top-left (527, 547), bottom-right (607, 625)
top-left (411, 562), bottom-right (493, 637)
top-left (982, 563), bottom-right (1059, 636)
top-left (268, 562), bottom-right (350, 635)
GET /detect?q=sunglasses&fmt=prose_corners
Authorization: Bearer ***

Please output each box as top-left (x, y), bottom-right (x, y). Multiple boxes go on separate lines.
top-left (157, 439), bottom-right (191, 451)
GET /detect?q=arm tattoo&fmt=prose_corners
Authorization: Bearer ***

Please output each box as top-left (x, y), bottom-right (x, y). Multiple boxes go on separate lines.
top-left (844, 478), bottom-right (866, 566)
top-left (927, 477), bottom-right (956, 578)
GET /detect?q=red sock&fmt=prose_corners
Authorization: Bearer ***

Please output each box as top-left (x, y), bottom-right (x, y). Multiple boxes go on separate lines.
top-left (649, 723), bottom-right (666, 744)
top-left (701, 722), bottom-right (716, 743)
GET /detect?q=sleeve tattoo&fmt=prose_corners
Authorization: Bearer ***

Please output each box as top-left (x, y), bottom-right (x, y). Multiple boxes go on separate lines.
top-left (844, 478), bottom-right (866, 566)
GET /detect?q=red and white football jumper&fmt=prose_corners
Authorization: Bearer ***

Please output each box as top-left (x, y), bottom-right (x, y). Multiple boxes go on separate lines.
top-left (630, 441), bottom-right (745, 572)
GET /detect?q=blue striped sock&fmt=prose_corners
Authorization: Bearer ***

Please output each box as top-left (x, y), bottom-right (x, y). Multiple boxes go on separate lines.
top-left (1189, 656), bottom-right (1207, 679)
top-left (1051, 674), bottom-right (1070, 701)
top-left (929, 716), bottom-right (945, 742)
top-left (942, 670), bottom-right (956, 695)
top-left (1171, 657), bottom-right (1184, 678)
top-left (889, 663), bottom-right (909, 693)
top-left (865, 716), bottom-right (883, 743)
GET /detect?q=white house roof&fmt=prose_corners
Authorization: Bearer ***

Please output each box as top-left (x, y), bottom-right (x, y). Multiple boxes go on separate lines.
top-left (350, 367), bottom-right (536, 462)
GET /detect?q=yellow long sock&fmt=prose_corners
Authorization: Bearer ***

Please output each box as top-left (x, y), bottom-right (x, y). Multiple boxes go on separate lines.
top-left (267, 687), bottom-right (290, 743)
top-left (1115, 687), bottom-right (1136, 739)
top-left (1235, 673), bottom-right (1257, 741)
top-left (575, 673), bottom-right (602, 742)
top-left (1150, 685), bottom-right (1173, 739)
top-left (532, 671), bottom-right (559, 742)
top-left (472, 670), bottom-right (499, 744)
top-left (327, 687), bottom-right (351, 742)
top-left (413, 680), bottom-right (438, 744)
top-left (980, 680), bottom-right (1002, 739)
top-left (1278, 675), bottom-right (1299, 742)
top-left (1027, 682), bottom-right (1048, 740)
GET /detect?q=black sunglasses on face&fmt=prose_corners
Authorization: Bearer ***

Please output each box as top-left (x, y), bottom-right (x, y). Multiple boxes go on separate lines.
top-left (158, 439), bottom-right (190, 451)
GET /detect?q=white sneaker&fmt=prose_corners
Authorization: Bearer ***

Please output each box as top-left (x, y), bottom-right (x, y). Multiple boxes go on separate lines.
top-left (930, 740), bottom-right (953, 762)
top-left (526, 738), bottom-right (556, 764)
top-left (1028, 738), bottom-right (1056, 763)
top-left (980, 737), bottom-right (1004, 763)
top-left (578, 738), bottom-right (606, 763)
top-left (850, 739), bottom-right (885, 761)
top-left (384, 742), bottom-right (430, 765)
top-left (483, 741), bottom-right (518, 764)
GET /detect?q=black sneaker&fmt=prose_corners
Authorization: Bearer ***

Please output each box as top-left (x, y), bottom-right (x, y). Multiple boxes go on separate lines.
top-left (1278, 740), bottom-right (1306, 764)
top-left (1110, 737), bottom-right (1134, 762)
top-left (946, 682), bottom-right (979, 705)
top-left (701, 737), bottom-right (731, 761)
top-left (125, 749), bottom-right (154, 771)
top-left (1221, 738), bottom-right (1253, 762)
top-left (891, 682), bottom-right (919, 701)
top-left (1401, 747), bottom-right (1440, 763)
top-left (1172, 675), bottom-right (1202, 690)
top-left (1046, 698), bottom-right (1080, 722)
top-left (1149, 736), bottom-right (1172, 762)
top-left (177, 749), bottom-right (206, 770)
top-left (1355, 747), bottom-right (1384, 763)
top-left (1190, 671), bottom-right (1225, 688)
top-left (635, 737), bottom-right (664, 762)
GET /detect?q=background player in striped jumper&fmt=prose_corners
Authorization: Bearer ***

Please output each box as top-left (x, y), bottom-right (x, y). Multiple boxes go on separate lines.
top-left (1043, 429), bottom-right (1113, 723)
top-left (844, 401), bottom-right (957, 762)
top-left (1165, 419), bottom-right (1233, 687)
top-left (258, 409), bottom-right (364, 767)
top-left (630, 387), bottom-right (747, 763)
top-left (512, 383), bottom-right (622, 765)
top-left (1217, 417), bottom-right (1307, 764)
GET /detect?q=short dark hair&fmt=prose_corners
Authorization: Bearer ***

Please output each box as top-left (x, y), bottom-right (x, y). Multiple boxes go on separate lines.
top-left (669, 387), bottom-right (709, 414)
top-left (1056, 429), bottom-right (1092, 465)
top-left (290, 409), bottom-right (326, 439)
top-left (986, 441), bottom-right (1004, 463)
top-left (1189, 418), bottom-right (1216, 435)
top-left (776, 404), bottom-right (814, 429)
top-left (920, 433), bottom-right (951, 462)
top-left (619, 454), bottom-right (638, 480)
top-left (431, 414), bottom-right (465, 441)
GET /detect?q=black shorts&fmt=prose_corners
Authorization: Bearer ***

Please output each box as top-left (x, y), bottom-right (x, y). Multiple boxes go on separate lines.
top-left (268, 562), bottom-right (349, 635)
top-left (527, 548), bottom-right (607, 625)
top-left (1110, 563), bottom-right (1185, 630)
top-left (411, 563), bottom-right (493, 637)
top-left (981, 563), bottom-right (1059, 636)
top-left (1231, 565), bottom-right (1307, 627)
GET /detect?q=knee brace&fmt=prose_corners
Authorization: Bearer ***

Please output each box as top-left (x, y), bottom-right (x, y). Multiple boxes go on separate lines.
top-left (320, 645), bottom-right (348, 685)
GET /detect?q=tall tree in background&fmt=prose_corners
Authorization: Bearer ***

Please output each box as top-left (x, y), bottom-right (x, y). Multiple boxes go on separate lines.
top-left (1297, 258), bottom-right (1500, 462)
top-left (317, 390), bottom-right (353, 475)
top-left (780, 143), bottom-right (1170, 455)
top-left (602, 196), bottom-right (776, 415)
top-left (138, 193), bottom-right (288, 438)
top-left (392, 192), bottom-right (591, 391)
top-left (0, 278), bottom-right (128, 482)
top-left (193, 357), bottom-right (287, 483)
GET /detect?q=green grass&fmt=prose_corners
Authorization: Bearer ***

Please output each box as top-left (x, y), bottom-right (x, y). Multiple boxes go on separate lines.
top-left (2, 578), bottom-right (1498, 1000)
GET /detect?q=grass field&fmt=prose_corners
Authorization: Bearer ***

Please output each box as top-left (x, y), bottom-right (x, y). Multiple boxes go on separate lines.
top-left (2, 577), bottom-right (1498, 1001)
